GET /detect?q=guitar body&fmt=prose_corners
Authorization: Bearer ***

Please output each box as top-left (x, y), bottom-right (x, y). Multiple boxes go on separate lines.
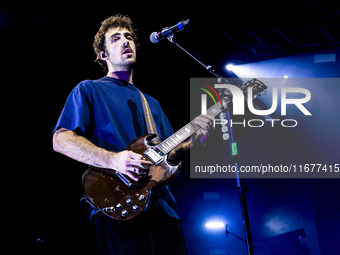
top-left (82, 134), bottom-right (181, 221)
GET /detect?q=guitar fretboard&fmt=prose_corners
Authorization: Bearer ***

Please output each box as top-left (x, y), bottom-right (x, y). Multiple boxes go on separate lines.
top-left (156, 101), bottom-right (225, 155)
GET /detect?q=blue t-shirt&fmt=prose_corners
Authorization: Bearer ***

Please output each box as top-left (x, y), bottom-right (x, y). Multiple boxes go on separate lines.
top-left (53, 76), bottom-right (181, 220)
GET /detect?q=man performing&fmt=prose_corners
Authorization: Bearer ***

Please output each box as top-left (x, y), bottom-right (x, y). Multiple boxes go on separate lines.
top-left (52, 14), bottom-right (213, 255)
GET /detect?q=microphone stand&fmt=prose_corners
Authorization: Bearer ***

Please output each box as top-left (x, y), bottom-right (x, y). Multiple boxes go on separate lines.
top-left (166, 35), bottom-right (255, 255)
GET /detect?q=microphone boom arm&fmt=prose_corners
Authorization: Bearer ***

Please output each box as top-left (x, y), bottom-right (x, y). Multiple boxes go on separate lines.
top-left (166, 35), bottom-right (230, 84)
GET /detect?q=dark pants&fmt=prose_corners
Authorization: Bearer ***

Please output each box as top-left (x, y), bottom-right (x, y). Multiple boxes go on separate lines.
top-left (94, 201), bottom-right (188, 255)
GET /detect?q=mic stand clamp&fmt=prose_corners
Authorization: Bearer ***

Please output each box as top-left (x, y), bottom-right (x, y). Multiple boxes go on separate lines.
top-left (165, 36), bottom-right (255, 255)
top-left (166, 34), bottom-right (176, 44)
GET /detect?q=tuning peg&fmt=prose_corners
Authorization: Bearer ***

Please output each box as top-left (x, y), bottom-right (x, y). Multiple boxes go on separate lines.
top-left (262, 91), bottom-right (267, 95)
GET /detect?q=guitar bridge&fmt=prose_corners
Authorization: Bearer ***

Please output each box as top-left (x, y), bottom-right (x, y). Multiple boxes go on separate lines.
top-left (144, 148), bottom-right (164, 166)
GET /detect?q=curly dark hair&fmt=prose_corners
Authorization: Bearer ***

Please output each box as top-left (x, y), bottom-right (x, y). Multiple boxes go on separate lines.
top-left (93, 14), bottom-right (139, 73)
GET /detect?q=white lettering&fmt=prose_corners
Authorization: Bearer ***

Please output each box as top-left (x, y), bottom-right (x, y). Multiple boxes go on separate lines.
top-left (248, 87), bottom-right (278, 115)
top-left (281, 119), bottom-right (298, 127)
top-left (248, 119), bottom-right (264, 127)
top-left (214, 84), bottom-right (245, 115)
top-left (213, 118), bottom-right (299, 127)
top-left (281, 87), bottom-right (312, 116)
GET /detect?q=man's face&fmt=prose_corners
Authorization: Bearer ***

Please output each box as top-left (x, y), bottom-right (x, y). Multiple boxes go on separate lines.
top-left (104, 27), bottom-right (136, 71)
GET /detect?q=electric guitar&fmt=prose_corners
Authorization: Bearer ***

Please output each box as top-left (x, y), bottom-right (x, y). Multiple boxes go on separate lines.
top-left (82, 79), bottom-right (267, 221)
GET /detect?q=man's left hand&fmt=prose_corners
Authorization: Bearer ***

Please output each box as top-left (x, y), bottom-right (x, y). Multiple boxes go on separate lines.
top-left (167, 114), bottom-right (214, 165)
top-left (192, 114), bottom-right (215, 145)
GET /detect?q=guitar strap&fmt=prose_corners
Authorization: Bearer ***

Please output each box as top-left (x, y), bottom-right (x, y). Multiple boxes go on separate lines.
top-left (138, 90), bottom-right (160, 144)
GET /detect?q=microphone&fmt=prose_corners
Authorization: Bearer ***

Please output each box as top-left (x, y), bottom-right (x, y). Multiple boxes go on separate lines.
top-left (150, 19), bottom-right (190, 44)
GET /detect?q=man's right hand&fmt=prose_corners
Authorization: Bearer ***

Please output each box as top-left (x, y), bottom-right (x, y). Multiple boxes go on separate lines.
top-left (109, 150), bottom-right (152, 181)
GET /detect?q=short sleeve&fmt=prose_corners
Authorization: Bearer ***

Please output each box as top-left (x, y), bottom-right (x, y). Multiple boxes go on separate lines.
top-left (53, 84), bottom-right (92, 136)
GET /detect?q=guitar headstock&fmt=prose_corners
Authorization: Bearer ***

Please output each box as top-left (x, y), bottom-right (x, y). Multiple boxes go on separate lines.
top-left (219, 78), bottom-right (268, 105)
top-left (240, 78), bottom-right (268, 98)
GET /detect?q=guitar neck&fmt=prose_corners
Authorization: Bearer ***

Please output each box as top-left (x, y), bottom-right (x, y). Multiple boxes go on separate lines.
top-left (156, 101), bottom-right (225, 155)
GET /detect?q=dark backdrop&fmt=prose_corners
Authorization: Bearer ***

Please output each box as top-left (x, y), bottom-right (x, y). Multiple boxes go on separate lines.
top-left (2, 1), bottom-right (339, 255)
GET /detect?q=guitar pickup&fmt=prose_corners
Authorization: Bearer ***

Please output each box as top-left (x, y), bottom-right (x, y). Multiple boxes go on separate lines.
top-left (144, 148), bottom-right (164, 166)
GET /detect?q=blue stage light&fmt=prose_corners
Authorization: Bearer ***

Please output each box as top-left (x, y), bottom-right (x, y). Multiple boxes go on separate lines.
top-left (205, 220), bottom-right (226, 230)
top-left (226, 64), bottom-right (234, 71)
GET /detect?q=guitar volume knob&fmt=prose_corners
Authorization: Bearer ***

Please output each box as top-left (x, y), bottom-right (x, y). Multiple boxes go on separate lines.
top-left (121, 210), bottom-right (128, 217)
top-left (116, 203), bottom-right (122, 210)
top-left (126, 199), bottom-right (132, 206)
top-left (132, 205), bottom-right (139, 212)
